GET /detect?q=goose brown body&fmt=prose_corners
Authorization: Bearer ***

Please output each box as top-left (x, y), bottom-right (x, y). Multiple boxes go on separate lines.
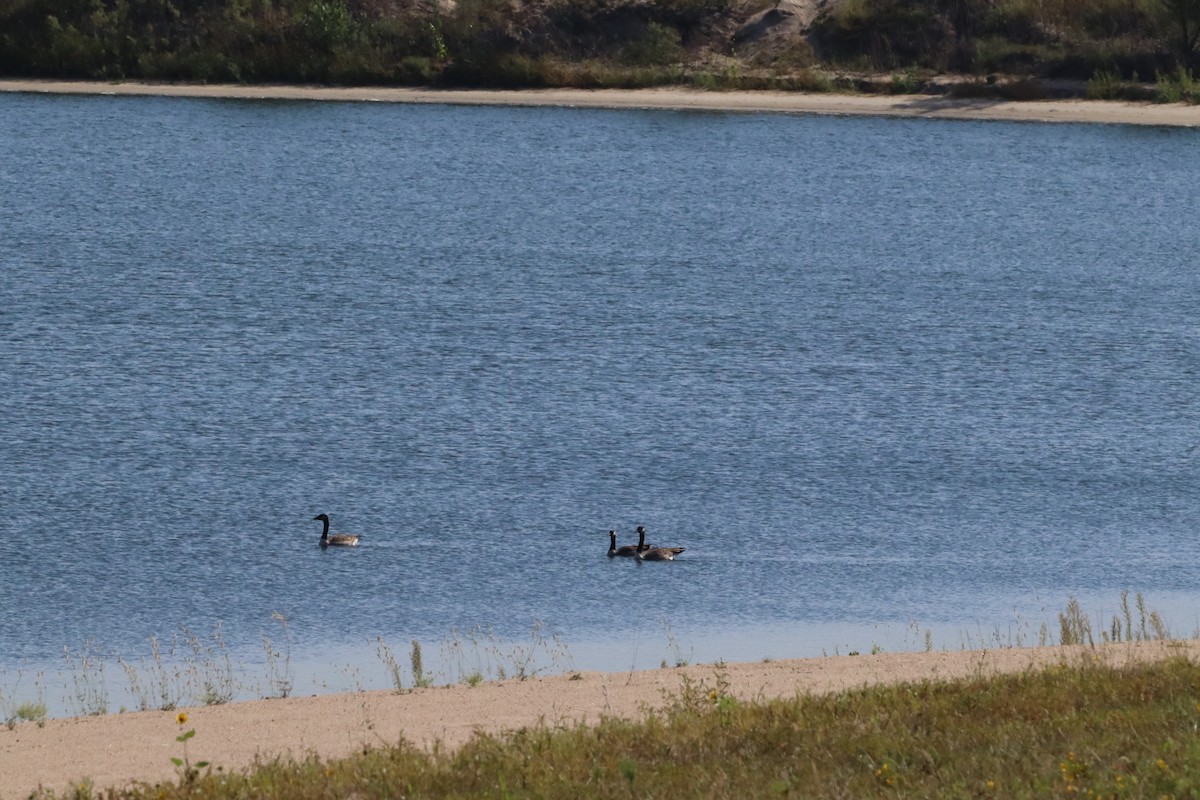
top-left (633, 526), bottom-right (684, 561)
top-left (635, 546), bottom-right (685, 561)
top-left (313, 514), bottom-right (360, 547)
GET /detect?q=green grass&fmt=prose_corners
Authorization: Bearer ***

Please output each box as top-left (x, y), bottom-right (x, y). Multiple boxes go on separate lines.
top-left (35, 648), bottom-right (1200, 799)
top-left (10, 700), bottom-right (48, 729)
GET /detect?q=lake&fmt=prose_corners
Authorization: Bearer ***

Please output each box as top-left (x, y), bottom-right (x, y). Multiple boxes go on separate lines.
top-left (2, 91), bottom-right (1199, 716)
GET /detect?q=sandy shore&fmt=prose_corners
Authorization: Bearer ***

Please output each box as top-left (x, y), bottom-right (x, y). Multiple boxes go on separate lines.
top-left (2, 640), bottom-right (1197, 799)
top-left (2, 79), bottom-right (1200, 126)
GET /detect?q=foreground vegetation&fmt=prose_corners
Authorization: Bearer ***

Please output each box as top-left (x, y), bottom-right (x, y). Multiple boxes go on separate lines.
top-left (32, 649), bottom-right (1200, 799)
top-left (0, 0), bottom-right (1198, 101)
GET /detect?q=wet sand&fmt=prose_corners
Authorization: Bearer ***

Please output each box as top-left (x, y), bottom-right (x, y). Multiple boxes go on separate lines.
top-left (2, 80), bottom-right (1200, 126)
top-left (3, 641), bottom-right (1197, 799)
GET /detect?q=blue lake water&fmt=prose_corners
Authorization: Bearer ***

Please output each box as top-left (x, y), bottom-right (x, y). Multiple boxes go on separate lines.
top-left (2, 91), bottom-right (1199, 715)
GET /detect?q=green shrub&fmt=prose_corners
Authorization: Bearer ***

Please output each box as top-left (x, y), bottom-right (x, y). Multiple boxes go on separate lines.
top-left (622, 21), bottom-right (683, 65)
top-left (1086, 66), bottom-right (1126, 96)
top-left (300, 0), bottom-right (356, 54)
top-left (984, 2), bottom-right (1061, 44)
top-left (1082, 65), bottom-right (1159, 99)
top-left (1156, 66), bottom-right (1200, 101)
top-left (1160, 0), bottom-right (1200, 56)
top-left (397, 55), bottom-right (437, 83)
top-left (888, 67), bottom-right (921, 92)
top-left (972, 37), bottom-right (1052, 73)
top-left (810, 0), bottom-right (958, 70)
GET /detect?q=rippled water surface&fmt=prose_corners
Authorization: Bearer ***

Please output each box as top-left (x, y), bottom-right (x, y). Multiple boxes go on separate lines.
top-left (2, 93), bottom-right (1199, 712)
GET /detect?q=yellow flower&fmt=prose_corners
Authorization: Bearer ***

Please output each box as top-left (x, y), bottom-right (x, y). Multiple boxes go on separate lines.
top-left (1156, 758), bottom-right (1168, 771)
top-left (176, 711), bottom-right (188, 726)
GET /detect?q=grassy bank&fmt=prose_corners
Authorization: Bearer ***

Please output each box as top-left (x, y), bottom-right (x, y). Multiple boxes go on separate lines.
top-left (0, 0), bottom-right (1198, 101)
top-left (32, 649), bottom-right (1200, 799)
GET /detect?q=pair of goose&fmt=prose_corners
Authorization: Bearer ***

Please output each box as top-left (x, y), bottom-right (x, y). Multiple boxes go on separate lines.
top-left (607, 525), bottom-right (685, 561)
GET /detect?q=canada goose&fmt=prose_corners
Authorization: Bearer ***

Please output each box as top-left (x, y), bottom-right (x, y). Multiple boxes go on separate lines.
top-left (633, 526), bottom-right (684, 561)
top-left (313, 514), bottom-right (360, 547)
top-left (607, 529), bottom-right (653, 557)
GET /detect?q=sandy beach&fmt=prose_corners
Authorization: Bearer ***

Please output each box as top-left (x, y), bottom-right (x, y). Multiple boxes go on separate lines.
top-left (3, 79), bottom-right (1200, 126)
top-left (2, 640), bottom-right (1197, 799)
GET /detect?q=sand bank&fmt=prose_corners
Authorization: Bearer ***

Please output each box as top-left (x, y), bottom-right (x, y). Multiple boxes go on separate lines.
top-left (2, 640), bottom-right (1197, 799)
top-left (2, 80), bottom-right (1200, 126)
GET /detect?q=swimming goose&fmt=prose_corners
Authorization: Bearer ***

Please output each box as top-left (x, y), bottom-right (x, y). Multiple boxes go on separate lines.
top-left (607, 529), bottom-right (653, 557)
top-left (313, 513), bottom-right (360, 547)
top-left (633, 526), bottom-right (684, 561)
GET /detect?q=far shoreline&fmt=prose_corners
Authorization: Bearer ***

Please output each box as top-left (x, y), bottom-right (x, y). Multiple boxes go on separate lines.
top-left (3, 79), bottom-right (1200, 126)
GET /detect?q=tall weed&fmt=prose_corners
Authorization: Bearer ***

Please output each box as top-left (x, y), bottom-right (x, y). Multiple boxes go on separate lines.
top-left (63, 640), bottom-right (108, 716)
top-left (1156, 67), bottom-right (1199, 102)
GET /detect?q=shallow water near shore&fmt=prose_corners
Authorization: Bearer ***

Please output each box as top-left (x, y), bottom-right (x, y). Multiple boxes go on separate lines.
top-left (2, 92), bottom-right (1199, 716)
